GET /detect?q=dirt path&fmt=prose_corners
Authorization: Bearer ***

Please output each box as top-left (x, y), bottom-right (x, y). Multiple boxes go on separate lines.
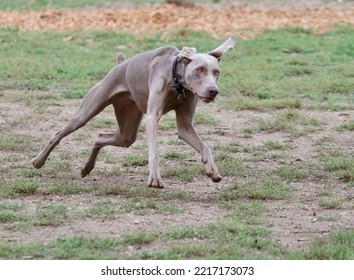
top-left (1, 2), bottom-right (354, 36)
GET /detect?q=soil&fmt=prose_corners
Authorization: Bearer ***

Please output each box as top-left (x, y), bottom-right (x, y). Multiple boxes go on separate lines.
top-left (1, 1), bottom-right (354, 37)
top-left (0, 1), bottom-right (353, 257)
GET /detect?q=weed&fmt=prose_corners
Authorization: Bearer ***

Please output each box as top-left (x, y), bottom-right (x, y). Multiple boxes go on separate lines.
top-left (50, 236), bottom-right (121, 259)
top-left (43, 181), bottom-right (86, 195)
top-left (253, 110), bottom-right (323, 136)
top-left (276, 166), bottom-right (309, 181)
top-left (89, 118), bottom-right (116, 128)
top-left (121, 153), bottom-right (148, 167)
top-left (318, 198), bottom-right (343, 209)
top-left (159, 113), bottom-right (176, 130)
top-left (291, 229), bottom-right (354, 259)
top-left (163, 151), bottom-right (187, 161)
top-left (337, 119), bottom-right (354, 131)
top-left (124, 197), bottom-right (158, 213)
top-left (164, 225), bottom-right (208, 240)
top-left (0, 179), bottom-right (38, 198)
top-left (84, 201), bottom-right (119, 217)
top-left (168, 139), bottom-right (186, 146)
top-left (263, 140), bottom-right (289, 150)
top-left (324, 157), bottom-right (354, 182)
top-left (35, 203), bottom-right (68, 226)
top-left (121, 230), bottom-right (158, 246)
top-left (0, 135), bottom-right (33, 152)
top-left (194, 111), bottom-right (216, 125)
top-left (163, 163), bottom-right (204, 182)
top-left (220, 178), bottom-right (293, 201)
top-left (215, 152), bottom-right (245, 176)
top-left (0, 210), bottom-right (27, 223)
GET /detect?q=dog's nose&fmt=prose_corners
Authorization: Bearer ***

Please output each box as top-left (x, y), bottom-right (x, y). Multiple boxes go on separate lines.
top-left (207, 86), bottom-right (219, 97)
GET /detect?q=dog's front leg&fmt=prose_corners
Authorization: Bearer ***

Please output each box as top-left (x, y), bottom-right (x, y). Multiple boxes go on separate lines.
top-left (145, 86), bottom-right (166, 188)
top-left (176, 107), bottom-right (222, 183)
top-left (145, 113), bottom-right (164, 188)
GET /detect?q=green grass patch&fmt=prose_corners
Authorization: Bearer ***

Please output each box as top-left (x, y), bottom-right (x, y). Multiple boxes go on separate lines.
top-left (276, 166), bottom-right (309, 181)
top-left (291, 229), bottom-right (354, 259)
top-left (263, 140), bottom-right (289, 150)
top-left (0, 179), bottom-right (38, 198)
top-left (141, 220), bottom-right (279, 259)
top-left (163, 163), bottom-right (204, 182)
top-left (222, 26), bottom-right (354, 111)
top-left (194, 111), bottom-right (217, 125)
top-left (318, 198), bottom-right (343, 209)
top-left (1, 27), bottom-right (353, 110)
top-left (0, 135), bottom-right (34, 152)
top-left (337, 119), bottom-right (354, 131)
top-left (35, 203), bottom-right (68, 226)
top-left (123, 197), bottom-right (183, 215)
top-left (215, 152), bottom-right (245, 176)
top-left (121, 153), bottom-right (148, 167)
top-left (324, 156), bottom-right (354, 183)
top-left (89, 118), bottom-right (116, 128)
top-left (220, 178), bottom-right (293, 201)
top-left (121, 230), bottom-right (159, 246)
top-left (42, 180), bottom-right (87, 195)
top-left (0, 0), bottom-right (163, 10)
top-left (50, 236), bottom-right (121, 259)
top-left (163, 150), bottom-right (187, 161)
top-left (252, 110), bottom-right (323, 136)
top-left (159, 113), bottom-right (176, 130)
top-left (84, 201), bottom-right (119, 218)
top-left (0, 209), bottom-right (27, 223)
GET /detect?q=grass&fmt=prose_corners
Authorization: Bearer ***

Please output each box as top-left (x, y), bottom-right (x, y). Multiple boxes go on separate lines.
top-left (121, 153), bottom-right (148, 167)
top-left (337, 119), bottom-right (354, 131)
top-left (42, 180), bottom-right (87, 195)
top-left (0, 0), bottom-right (164, 10)
top-left (250, 109), bottom-right (324, 137)
top-left (221, 26), bottom-right (354, 111)
top-left (84, 201), bottom-right (119, 218)
top-left (220, 177), bottom-right (294, 201)
top-left (35, 203), bottom-right (68, 226)
top-left (323, 154), bottom-right (354, 183)
top-left (163, 163), bottom-right (204, 182)
top-left (1, 26), bottom-right (353, 109)
top-left (290, 229), bottom-right (354, 259)
top-left (0, 179), bottom-right (38, 198)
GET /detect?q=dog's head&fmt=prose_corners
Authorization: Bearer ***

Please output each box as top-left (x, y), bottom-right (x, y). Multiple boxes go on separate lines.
top-left (177, 35), bottom-right (236, 103)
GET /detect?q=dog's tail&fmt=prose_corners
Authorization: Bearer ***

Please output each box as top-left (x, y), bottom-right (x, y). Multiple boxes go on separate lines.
top-left (116, 52), bottom-right (126, 64)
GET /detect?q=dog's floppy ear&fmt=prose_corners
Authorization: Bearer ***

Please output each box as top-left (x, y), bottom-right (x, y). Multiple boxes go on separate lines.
top-left (208, 35), bottom-right (236, 61)
top-left (177, 47), bottom-right (196, 65)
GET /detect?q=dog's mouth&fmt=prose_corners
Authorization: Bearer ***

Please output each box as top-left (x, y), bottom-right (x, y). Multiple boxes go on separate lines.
top-left (191, 88), bottom-right (215, 103)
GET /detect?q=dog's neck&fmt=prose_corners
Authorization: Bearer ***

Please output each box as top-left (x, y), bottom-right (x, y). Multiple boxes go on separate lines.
top-left (172, 57), bottom-right (188, 98)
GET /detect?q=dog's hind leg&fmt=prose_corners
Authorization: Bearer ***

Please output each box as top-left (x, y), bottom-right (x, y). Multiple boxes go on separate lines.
top-left (32, 82), bottom-right (112, 169)
top-left (81, 97), bottom-right (143, 177)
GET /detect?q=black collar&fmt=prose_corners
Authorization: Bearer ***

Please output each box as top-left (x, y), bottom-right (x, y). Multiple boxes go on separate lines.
top-left (172, 57), bottom-right (188, 98)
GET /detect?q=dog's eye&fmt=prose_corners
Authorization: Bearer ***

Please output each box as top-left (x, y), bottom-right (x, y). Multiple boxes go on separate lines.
top-left (196, 67), bottom-right (204, 73)
top-left (214, 70), bottom-right (220, 76)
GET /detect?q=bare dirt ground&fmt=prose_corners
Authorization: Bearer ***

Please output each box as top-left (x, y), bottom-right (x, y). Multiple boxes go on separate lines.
top-left (1, 1), bottom-right (354, 256)
top-left (1, 2), bottom-right (354, 37)
top-left (1, 94), bottom-right (353, 253)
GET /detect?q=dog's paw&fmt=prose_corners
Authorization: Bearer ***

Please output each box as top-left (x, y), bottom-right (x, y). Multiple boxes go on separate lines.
top-left (206, 168), bottom-right (222, 183)
top-left (147, 176), bottom-right (164, 189)
top-left (211, 175), bottom-right (222, 183)
top-left (32, 156), bottom-right (44, 169)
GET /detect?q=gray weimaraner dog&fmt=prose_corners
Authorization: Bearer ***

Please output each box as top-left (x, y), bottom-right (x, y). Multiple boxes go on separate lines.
top-left (32, 35), bottom-right (236, 188)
